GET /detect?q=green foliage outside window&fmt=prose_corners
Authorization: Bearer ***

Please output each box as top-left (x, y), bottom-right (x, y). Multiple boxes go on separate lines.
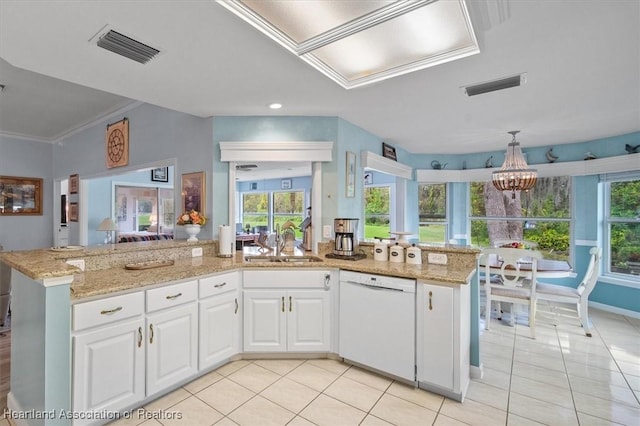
top-left (364, 186), bottom-right (390, 239)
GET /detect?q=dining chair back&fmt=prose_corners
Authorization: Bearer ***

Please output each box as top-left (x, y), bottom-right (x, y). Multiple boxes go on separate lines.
top-left (481, 248), bottom-right (543, 338)
top-left (536, 247), bottom-right (601, 337)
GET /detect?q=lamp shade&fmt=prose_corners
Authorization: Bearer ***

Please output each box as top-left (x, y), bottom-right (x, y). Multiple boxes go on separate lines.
top-left (492, 131), bottom-right (537, 198)
top-left (97, 218), bottom-right (118, 231)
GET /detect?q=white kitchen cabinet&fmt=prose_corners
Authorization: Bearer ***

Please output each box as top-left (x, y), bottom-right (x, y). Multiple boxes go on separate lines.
top-left (243, 269), bottom-right (332, 353)
top-left (72, 317), bottom-right (145, 424)
top-left (72, 292), bottom-right (146, 424)
top-left (146, 280), bottom-right (198, 396)
top-left (199, 271), bottom-right (241, 370)
top-left (416, 280), bottom-right (470, 401)
top-left (146, 302), bottom-right (198, 395)
top-left (72, 279), bottom-right (199, 423)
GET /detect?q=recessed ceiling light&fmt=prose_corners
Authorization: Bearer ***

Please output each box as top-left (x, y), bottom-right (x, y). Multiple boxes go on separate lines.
top-left (269, 103), bottom-right (283, 109)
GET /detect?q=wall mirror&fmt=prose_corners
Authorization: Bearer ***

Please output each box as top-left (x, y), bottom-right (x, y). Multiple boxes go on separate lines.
top-left (57, 161), bottom-right (177, 246)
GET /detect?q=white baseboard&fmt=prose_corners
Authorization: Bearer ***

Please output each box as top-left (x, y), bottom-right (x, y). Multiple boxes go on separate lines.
top-left (6, 392), bottom-right (28, 426)
top-left (590, 301), bottom-right (640, 319)
top-left (470, 363), bottom-right (484, 380)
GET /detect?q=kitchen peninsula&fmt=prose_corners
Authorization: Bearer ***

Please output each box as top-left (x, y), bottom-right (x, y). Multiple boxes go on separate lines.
top-left (1, 240), bottom-right (479, 426)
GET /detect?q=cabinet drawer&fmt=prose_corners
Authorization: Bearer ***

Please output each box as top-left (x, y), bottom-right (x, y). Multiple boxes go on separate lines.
top-left (146, 280), bottom-right (198, 313)
top-left (199, 271), bottom-right (239, 299)
top-left (243, 270), bottom-right (331, 288)
top-left (73, 292), bottom-right (144, 331)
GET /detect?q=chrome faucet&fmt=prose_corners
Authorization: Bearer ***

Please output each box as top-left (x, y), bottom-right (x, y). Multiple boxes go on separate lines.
top-left (274, 224), bottom-right (284, 256)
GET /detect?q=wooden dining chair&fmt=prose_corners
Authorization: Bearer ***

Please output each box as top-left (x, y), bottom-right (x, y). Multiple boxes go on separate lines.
top-left (482, 248), bottom-right (543, 338)
top-left (536, 247), bottom-right (601, 337)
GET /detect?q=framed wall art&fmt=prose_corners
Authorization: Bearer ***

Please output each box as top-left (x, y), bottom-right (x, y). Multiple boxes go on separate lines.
top-left (69, 174), bottom-right (79, 194)
top-left (382, 142), bottom-right (397, 161)
top-left (0, 176), bottom-right (43, 215)
top-left (105, 118), bottom-right (129, 168)
top-left (151, 167), bottom-right (169, 182)
top-left (69, 202), bottom-right (79, 222)
top-left (181, 171), bottom-right (205, 214)
top-left (346, 151), bottom-right (356, 198)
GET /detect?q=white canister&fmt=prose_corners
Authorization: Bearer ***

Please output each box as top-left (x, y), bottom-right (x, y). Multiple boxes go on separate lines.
top-left (389, 243), bottom-right (405, 263)
top-left (406, 244), bottom-right (422, 265)
top-left (373, 241), bottom-right (389, 261)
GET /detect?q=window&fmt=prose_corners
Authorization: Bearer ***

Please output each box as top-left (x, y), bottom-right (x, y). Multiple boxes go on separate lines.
top-left (273, 191), bottom-right (304, 238)
top-left (470, 176), bottom-right (572, 261)
top-left (240, 190), bottom-right (305, 236)
top-left (241, 192), bottom-right (269, 232)
top-left (418, 183), bottom-right (447, 244)
top-left (364, 185), bottom-right (391, 239)
top-left (605, 176), bottom-right (640, 278)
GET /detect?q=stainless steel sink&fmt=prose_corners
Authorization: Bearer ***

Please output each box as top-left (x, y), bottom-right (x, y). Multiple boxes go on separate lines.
top-left (244, 255), bottom-right (324, 263)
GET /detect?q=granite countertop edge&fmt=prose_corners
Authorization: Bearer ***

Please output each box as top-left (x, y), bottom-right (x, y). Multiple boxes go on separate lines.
top-left (1, 244), bottom-right (477, 301)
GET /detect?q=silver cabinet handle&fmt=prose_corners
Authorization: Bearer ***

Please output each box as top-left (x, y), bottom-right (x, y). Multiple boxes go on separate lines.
top-left (289, 296), bottom-right (292, 312)
top-left (234, 298), bottom-right (239, 314)
top-left (281, 296), bottom-right (285, 312)
top-left (214, 282), bottom-right (227, 288)
top-left (149, 324), bottom-right (154, 344)
top-left (324, 274), bottom-right (331, 290)
top-left (428, 291), bottom-right (433, 311)
top-left (100, 306), bottom-right (122, 315)
top-left (137, 327), bottom-right (143, 348)
top-left (165, 292), bottom-right (182, 300)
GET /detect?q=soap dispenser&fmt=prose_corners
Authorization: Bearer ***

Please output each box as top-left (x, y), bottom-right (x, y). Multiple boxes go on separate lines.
top-left (389, 242), bottom-right (405, 263)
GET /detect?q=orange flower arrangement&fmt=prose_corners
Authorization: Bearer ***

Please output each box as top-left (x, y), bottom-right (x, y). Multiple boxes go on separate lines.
top-left (177, 209), bottom-right (207, 226)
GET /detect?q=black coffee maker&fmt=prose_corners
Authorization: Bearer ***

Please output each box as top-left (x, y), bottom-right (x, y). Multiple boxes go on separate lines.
top-left (333, 218), bottom-right (359, 256)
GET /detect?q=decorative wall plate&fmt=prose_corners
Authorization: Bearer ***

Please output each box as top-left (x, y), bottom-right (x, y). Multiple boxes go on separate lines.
top-left (106, 118), bottom-right (129, 168)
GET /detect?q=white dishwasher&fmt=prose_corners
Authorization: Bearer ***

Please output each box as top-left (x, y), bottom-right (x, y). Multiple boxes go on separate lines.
top-left (339, 270), bottom-right (416, 382)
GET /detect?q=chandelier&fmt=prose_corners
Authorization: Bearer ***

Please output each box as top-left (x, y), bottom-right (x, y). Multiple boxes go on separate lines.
top-left (492, 131), bottom-right (537, 198)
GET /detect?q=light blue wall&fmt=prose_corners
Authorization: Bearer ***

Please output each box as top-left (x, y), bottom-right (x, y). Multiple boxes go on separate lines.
top-left (236, 175), bottom-right (312, 193)
top-left (0, 136), bottom-right (54, 250)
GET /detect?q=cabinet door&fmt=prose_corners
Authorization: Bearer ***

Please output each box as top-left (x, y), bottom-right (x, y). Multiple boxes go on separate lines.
top-left (72, 318), bottom-right (145, 422)
top-left (243, 290), bottom-right (286, 352)
top-left (287, 290), bottom-right (330, 352)
top-left (199, 291), bottom-right (240, 370)
top-left (417, 284), bottom-right (454, 390)
top-left (146, 303), bottom-right (198, 395)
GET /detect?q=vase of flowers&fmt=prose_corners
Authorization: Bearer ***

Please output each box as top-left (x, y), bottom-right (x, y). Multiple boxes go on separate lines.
top-left (177, 210), bottom-right (207, 242)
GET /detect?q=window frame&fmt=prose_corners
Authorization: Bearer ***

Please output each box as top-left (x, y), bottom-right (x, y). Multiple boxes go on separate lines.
top-left (603, 174), bottom-right (640, 285)
top-left (417, 182), bottom-right (449, 244)
top-left (363, 183), bottom-right (393, 240)
top-left (467, 177), bottom-right (573, 262)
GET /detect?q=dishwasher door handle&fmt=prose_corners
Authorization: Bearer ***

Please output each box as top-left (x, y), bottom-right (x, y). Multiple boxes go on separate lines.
top-left (343, 281), bottom-right (402, 292)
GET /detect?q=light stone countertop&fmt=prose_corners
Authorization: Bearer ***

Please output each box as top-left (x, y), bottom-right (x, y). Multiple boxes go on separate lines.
top-left (1, 240), bottom-right (479, 301)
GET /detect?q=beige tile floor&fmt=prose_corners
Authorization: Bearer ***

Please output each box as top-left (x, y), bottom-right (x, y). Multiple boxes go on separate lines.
top-left (100, 304), bottom-right (640, 425)
top-left (3, 304), bottom-right (636, 426)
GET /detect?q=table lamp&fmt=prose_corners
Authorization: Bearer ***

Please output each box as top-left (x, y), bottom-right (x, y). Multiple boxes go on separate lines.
top-left (97, 217), bottom-right (118, 244)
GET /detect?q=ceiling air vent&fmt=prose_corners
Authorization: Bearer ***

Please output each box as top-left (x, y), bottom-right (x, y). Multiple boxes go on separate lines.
top-left (463, 73), bottom-right (526, 96)
top-left (96, 29), bottom-right (160, 64)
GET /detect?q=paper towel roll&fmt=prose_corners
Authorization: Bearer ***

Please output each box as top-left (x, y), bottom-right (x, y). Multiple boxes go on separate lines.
top-left (218, 225), bottom-right (233, 257)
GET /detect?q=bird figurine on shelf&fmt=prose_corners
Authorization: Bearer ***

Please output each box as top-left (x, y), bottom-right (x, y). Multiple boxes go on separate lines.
top-left (485, 155), bottom-right (493, 168)
top-left (584, 151), bottom-right (597, 160)
top-left (545, 148), bottom-right (559, 163)
top-left (625, 143), bottom-right (640, 154)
